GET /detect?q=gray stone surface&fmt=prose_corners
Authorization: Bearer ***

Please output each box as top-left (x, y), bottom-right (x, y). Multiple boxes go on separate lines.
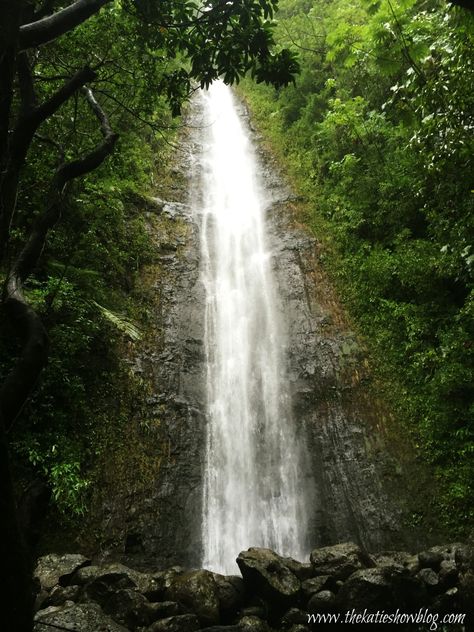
top-left (166, 570), bottom-right (220, 626)
top-left (236, 548), bottom-right (301, 605)
top-left (310, 542), bottom-right (370, 580)
top-left (34, 602), bottom-right (128, 632)
top-left (34, 553), bottom-right (90, 591)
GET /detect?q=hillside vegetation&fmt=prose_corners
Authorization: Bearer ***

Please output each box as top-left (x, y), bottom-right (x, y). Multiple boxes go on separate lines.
top-left (240, 0), bottom-right (474, 533)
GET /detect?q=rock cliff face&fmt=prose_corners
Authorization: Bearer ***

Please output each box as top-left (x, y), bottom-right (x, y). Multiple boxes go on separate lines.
top-left (260, 149), bottom-right (410, 552)
top-left (85, 94), bottom-right (441, 570)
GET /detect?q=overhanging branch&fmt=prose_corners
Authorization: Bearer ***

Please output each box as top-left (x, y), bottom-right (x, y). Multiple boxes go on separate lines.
top-left (19, 0), bottom-right (112, 49)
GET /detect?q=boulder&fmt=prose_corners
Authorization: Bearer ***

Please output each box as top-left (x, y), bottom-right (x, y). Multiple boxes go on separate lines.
top-left (236, 548), bottom-right (300, 607)
top-left (306, 590), bottom-right (336, 611)
top-left (34, 554), bottom-right (90, 591)
top-left (439, 561), bottom-right (458, 589)
top-left (147, 567), bottom-right (186, 601)
top-left (417, 567), bottom-right (439, 589)
top-left (282, 558), bottom-right (313, 581)
top-left (42, 585), bottom-right (81, 608)
top-left (238, 615), bottom-right (270, 632)
top-left (34, 589), bottom-right (49, 613)
top-left (455, 545), bottom-right (474, 572)
top-left (34, 602), bottom-right (128, 632)
top-left (301, 576), bottom-right (335, 600)
top-left (370, 551), bottom-right (417, 574)
top-left (212, 574), bottom-right (245, 617)
top-left (336, 568), bottom-right (396, 610)
top-left (167, 570), bottom-right (220, 625)
top-left (146, 601), bottom-right (181, 620)
top-left (146, 614), bottom-right (200, 632)
top-left (82, 564), bottom-right (138, 605)
top-left (280, 608), bottom-right (308, 626)
top-left (419, 544), bottom-right (467, 570)
top-left (239, 605), bottom-right (267, 619)
top-left (74, 562), bottom-right (160, 599)
top-left (73, 565), bottom-right (102, 586)
top-left (310, 543), bottom-right (370, 581)
top-left (418, 550), bottom-right (444, 571)
top-left (101, 587), bottom-right (151, 629)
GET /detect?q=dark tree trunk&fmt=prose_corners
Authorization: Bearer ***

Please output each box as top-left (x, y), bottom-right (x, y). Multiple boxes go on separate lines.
top-left (0, 419), bottom-right (34, 632)
top-left (0, 4), bottom-right (115, 632)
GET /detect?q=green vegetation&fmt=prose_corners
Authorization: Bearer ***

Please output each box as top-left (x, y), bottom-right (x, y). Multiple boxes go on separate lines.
top-left (239, 0), bottom-right (474, 532)
top-left (1, 1), bottom-right (298, 517)
top-left (0, 5), bottom-right (301, 626)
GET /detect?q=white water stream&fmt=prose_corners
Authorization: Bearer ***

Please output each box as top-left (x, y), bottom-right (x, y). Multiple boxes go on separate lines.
top-left (197, 82), bottom-right (308, 574)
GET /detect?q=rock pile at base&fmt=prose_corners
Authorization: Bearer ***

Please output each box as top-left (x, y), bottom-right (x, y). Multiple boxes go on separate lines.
top-left (34, 542), bottom-right (474, 631)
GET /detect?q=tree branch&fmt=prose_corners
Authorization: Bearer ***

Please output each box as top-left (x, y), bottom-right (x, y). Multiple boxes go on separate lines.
top-left (56, 87), bottom-right (118, 185)
top-left (19, 0), bottom-right (112, 49)
top-left (0, 65), bottom-right (96, 261)
top-left (0, 1), bottom-right (23, 171)
top-left (1, 87), bottom-right (117, 431)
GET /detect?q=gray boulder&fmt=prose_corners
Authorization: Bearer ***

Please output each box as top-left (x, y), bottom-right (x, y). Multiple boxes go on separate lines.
top-left (336, 568), bottom-right (396, 610)
top-left (454, 545), bottom-right (474, 572)
top-left (282, 558), bottom-right (313, 581)
top-left (439, 560), bottom-right (458, 589)
top-left (101, 587), bottom-right (151, 629)
top-left (306, 590), bottom-right (336, 611)
top-left (34, 602), bottom-right (128, 632)
top-left (419, 544), bottom-right (467, 570)
top-left (281, 608), bottom-right (309, 626)
top-left (34, 553), bottom-right (90, 591)
top-left (418, 550), bottom-right (444, 571)
top-left (146, 567), bottom-right (186, 601)
top-left (212, 574), bottom-right (245, 616)
top-left (301, 576), bottom-right (334, 600)
top-left (42, 585), bottom-right (81, 608)
top-left (417, 567), bottom-right (439, 589)
top-left (310, 543), bottom-right (371, 580)
top-left (146, 601), bottom-right (181, 620)
top-left (167, 570), bottom-right (220, 626)
top-left (82, 564), bottom-right (138, 605)
top-left (73, 564), bottom-right (102, 585)
top-left (236, 548), bottom-right (300, 606)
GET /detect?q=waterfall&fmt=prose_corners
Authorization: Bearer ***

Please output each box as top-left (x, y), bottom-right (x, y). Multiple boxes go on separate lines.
top-left (197, 81), bottom-right (308, 574)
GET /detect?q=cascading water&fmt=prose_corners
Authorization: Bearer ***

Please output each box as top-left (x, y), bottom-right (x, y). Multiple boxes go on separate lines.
top-left (197, 81), bottom-right (309, 574)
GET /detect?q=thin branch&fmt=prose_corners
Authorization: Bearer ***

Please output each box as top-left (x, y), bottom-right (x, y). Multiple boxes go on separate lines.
top-left (387, 0), bottom-right (426, 84)
top-left (94, 88), bottom-right (186, 152)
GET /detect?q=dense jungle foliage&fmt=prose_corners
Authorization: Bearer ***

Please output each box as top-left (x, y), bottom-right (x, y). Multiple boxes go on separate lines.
top-left (0, 3), bottom-right (175, 520)
top-left (240, 0), bottom-right (474, 533)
